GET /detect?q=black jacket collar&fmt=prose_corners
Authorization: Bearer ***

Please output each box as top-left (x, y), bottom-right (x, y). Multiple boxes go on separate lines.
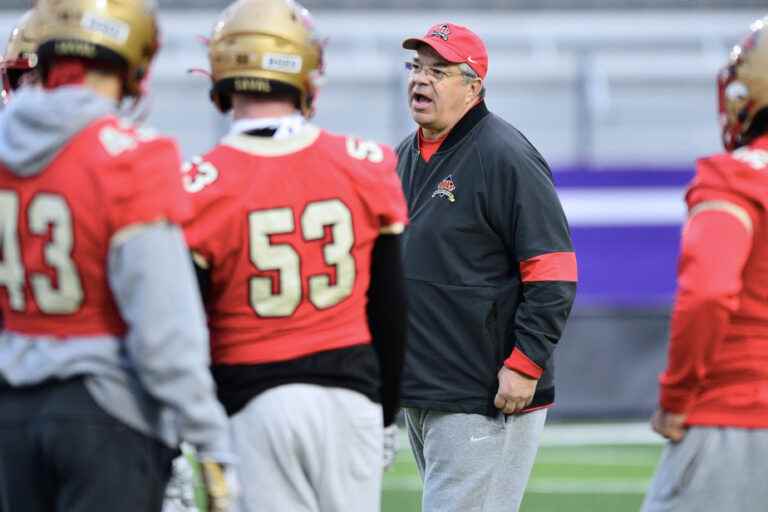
top-left (413, 101), bottom-right (490, 156)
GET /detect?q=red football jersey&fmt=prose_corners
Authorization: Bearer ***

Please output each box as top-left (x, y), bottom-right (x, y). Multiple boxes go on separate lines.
top-left (660, 134), bottom-right (768, 427)
top-left (0, 117), bottom-right (189, 337)
top-left (183, 126), bottom-right (408, 365)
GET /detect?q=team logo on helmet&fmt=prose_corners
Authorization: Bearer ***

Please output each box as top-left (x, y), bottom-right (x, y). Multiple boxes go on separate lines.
top-left (430, 24), bottom-right (451, 41)
top-left (432, 175), bottom-right (456, 203)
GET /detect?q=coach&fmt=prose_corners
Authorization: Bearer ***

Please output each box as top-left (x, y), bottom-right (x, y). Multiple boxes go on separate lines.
top-left (396, 23), bottom-right (577, 512)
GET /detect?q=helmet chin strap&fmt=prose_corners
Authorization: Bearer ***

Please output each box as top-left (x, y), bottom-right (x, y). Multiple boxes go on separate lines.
top-left (740, 104), bottom-right (768, 146)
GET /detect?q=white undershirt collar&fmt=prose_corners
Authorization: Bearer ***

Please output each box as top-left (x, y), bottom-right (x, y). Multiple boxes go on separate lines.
top-left (229, 113), bottom-right (307, 140)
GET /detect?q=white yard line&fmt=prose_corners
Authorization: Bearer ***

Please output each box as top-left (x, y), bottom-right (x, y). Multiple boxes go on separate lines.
top-left (526, 479), bottom-right (650, 494)
top-left (534, 456), bottom-right (657, 467)
top-left (540, 422), bottom-right (664, 446)
top-left (383, 477), bottom-right (650, 495)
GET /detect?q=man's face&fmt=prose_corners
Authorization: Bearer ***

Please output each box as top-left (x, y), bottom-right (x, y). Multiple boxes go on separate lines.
top-left (407, 46), bottom-right (476, 134)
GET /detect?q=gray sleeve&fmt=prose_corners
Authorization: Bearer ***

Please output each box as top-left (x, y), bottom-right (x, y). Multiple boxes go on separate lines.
top-left (107, 221), bottom-right (233, 462)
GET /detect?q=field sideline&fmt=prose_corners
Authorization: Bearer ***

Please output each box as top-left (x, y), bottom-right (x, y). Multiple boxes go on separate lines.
top-left (382, 422), bottom-right (664, 512)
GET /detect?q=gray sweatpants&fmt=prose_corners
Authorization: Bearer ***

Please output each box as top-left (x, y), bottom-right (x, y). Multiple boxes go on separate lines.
top-left (230, 384), bottom-right (383, 512)
top-left (404, 407), bottom-right (547, 512)
top-left (641, 427), bottom-right (768, 512)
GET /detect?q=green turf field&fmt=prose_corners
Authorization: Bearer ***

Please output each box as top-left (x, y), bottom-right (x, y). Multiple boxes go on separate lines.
top-left (382, 443), bottom-right (663, 511)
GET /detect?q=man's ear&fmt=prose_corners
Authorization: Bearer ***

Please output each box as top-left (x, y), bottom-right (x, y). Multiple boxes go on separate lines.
top-left (467, 79), bottom-right (482, 102)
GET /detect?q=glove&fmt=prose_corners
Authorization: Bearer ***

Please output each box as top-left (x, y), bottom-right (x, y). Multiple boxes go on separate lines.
top-left (163, 454), bottom-right (198, 512)
top-left (199, 458), bottom-right (236, 512)
top-left (382, 424), bottom-right (399, 471)
top-left (164, 443), bottom-right (237, 512)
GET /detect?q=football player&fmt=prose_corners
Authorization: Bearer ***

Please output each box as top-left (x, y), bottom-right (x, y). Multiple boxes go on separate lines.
top-left (1, 9), bottom-right (43, 103)
top-left (181, 0), bottom-right (409, 510)
top-left (642, 17), bottom-right (768, 512)
top-left (0, 1), bottom-right (234, 511)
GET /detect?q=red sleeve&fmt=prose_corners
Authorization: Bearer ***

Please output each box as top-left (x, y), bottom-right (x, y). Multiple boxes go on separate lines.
top-left (659, 190), bottom-right (755, 413)
top-left (519, 252), bottom-right (578, 282)
top-left (504, 348), bottom-right (544, 379)
top-left (356, 145), bottom-right (408, 233)
top-left (377, 163), bottom-right (409, 233)
top-left (180, 157), bottom-right (240, 268)
top-left (103, 136), bottom-right (190, 234)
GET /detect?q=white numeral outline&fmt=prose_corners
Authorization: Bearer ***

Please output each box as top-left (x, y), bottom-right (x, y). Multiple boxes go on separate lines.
top-left (0, 191), bottom-right (26, 311)
top-left (28, 194), bottom-right (84, 314)
top-left (345, 138), bottom-right (384, 163)
top-left (303, 199), bottom-right (356, 310)
top-left (248, 208), bottom-right (302, 318)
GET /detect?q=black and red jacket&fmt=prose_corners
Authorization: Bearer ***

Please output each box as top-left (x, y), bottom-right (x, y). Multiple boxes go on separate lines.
top-left (396, 101), bottom-right (577, 416)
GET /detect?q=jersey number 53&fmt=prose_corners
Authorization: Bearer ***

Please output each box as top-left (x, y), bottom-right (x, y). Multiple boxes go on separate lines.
top-left (248, 198), bottom-right (355, 318)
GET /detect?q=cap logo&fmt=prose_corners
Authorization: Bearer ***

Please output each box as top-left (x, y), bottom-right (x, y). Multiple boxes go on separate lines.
top-left (430, 24), bottom-right (451, 41)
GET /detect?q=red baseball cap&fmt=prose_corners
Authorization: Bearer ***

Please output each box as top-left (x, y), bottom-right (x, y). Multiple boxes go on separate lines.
top-left (402, 23), bottom-right (488, 79)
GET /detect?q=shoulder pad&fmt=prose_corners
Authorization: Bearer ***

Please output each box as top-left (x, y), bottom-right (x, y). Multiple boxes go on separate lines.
top-left (693, 148), bottom-right (768, 208)
top-left (96, 119), bottom-right (167, 157)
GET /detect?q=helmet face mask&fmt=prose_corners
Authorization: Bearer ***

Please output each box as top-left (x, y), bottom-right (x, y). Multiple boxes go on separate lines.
top-left (718, 18), bottom-right (768, 151)
top-left (718, 63), bottom-right (748, 151)
top-left (207, 0), bottom-right (325, 117)
top-left (1, 9), bottom-right (44, 103)
top-left (36, 0), bottom-right (160, 99)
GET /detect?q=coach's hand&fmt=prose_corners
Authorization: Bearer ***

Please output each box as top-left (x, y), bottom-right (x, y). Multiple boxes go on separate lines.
top-left (650, 409), bottom-right (687, 443)
top-left (494, 367), bottom-right (538, 415)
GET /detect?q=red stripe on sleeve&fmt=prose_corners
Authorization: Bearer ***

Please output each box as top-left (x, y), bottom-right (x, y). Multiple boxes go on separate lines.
top-left (504, 348), bottom-right (544, 379)
top-left (520, 252), bottom-right (577, 283)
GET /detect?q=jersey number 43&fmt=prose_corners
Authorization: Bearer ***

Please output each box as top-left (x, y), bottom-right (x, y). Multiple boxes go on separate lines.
top-left (0, 190), bottom-right (83, 314)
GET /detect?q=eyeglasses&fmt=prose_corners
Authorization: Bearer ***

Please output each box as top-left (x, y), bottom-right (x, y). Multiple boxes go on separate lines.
top-left (404, 61), bottom-right (471, 82)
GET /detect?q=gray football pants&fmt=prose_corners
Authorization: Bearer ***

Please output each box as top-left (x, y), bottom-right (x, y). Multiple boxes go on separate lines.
top-left (230, 384), bottom-right (383, 512)
top-left (641, 427), bottom-right (768, 512)
top-left (404, 407), bottom-right (547, 512)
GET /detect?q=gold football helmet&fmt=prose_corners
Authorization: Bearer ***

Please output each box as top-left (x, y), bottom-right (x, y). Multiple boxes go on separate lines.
top-left (208, 0), bottom-right (324, 116)
top-left (719, 17), bottom-right (768, 151)
top-left (35, 0), bottom-right (159, 97)
top-left (1, 9), bottom-right (44, 101)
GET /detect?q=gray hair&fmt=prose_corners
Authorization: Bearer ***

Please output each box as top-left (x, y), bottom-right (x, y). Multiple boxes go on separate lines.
top-left (458, 63), bottom-right (485, 99)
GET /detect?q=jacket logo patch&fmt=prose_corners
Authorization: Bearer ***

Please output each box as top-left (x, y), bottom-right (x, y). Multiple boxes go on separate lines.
top-left (432, 175), bottom-right (456, 202)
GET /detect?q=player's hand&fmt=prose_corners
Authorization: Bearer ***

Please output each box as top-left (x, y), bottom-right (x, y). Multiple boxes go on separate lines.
top-left (494, 366), bottom-right (538, 415)
top-left (382, 424), bottom-right (399, 471)
top-left (200, 459), bottom-right (237, 512)
top-left (650, 409), bottom-right (687, 443)
top-left (163, 454), bottom-right (199, 512)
